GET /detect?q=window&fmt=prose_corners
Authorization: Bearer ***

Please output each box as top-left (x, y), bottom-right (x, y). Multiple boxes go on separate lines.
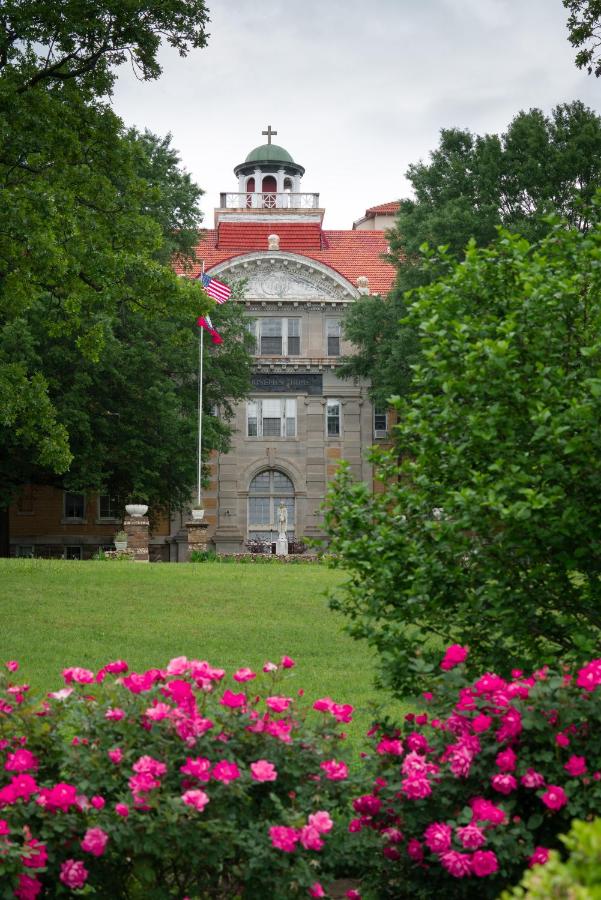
top-left (64, 546), bottom-right (82, 560)
top-left (247, 399), bottom-right (296, 438)
top-left (253, 318), bottom-right (301, 356)
top-left (326, 319), bottom-right (341, 356)
top-left (374, 407), bottom-right (388, 437)
top-left (16, 545), bottom-right (34, 558)
top-left (98, 494), bottom-right (118, 520)
top-left (64, 492), bottom-right (85, 520)
top-left (326, 399), bottom-right (341, 436)
top-left (248, 469), bottom-right (295, 543)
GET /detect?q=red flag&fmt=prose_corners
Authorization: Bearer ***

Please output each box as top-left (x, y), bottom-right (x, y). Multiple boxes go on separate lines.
top-left (197, 315), bottom-right (223, 344)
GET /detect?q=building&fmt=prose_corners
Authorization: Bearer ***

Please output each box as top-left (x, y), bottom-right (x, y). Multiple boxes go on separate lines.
top-left (8, 132), bottom-right (396, 559)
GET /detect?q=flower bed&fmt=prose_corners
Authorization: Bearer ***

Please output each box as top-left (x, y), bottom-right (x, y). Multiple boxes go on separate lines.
top-left (0, 656), bottom-right (356, 898)
top-left (346, 647), bottom-right (601, 898)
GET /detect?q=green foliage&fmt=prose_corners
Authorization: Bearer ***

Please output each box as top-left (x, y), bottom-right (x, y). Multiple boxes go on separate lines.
top-left (340, 102), bottom-right (601, 403)
top-left (564, 0), bottom-right (601, 77)
top-left (326, 221), bottom-right (601, 697)
top-left (503, 818), bottom-right (601, 899)
top-left (0, 0), bottom-right (254, 517)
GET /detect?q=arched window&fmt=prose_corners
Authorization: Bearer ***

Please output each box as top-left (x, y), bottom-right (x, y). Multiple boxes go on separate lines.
top-left (261, 175), bottom-right (277, 207)
top-left (248, 469), bottom-right (295, 544)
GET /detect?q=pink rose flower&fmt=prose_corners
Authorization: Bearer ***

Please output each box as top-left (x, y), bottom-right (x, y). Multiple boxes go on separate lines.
top-left (108, 747), bottom-right (123, 765)
top-left (105, 707), bottom-right (126, 721)
top-left (280, 655), bottom-right (295, 668)
top-left (529, 846), bottom-right (550, 867)
top-left (440, 644), bottom-right (468, 670)
top-left (474, 673), bottom-right (506, 695)
top-left (541, 785), bottom-right (568, 810)
top-left (346, 892), bottom-right (361, 900)
top-left (250, 760), bottom-right (278, 782)
top-left (407, 839), bottom-right (423, 861)
top-left (495, 748), bottom-right (517, 772)
top-left (263, 661), bottom-right (278, 672)
top-left (376, 737), bottom-right (404, 755)
top-left (320, 759), bottom-right (349, 780)
top-left (309, 883), bottom-right (326, 898)
top-left (424, 822), bottom-right (452, 853)
top-left (576, 659), bottom-right (601, 692)
top-left (470, 797), bottom-right (506, 826)
top-left (233, 667), bottom-right (256, 683)
top-left (59, 860), bottom-right (89, 889)
top-left (115, 802), bottom-right (129, 817)
top-left (456, 824), bottom-right (486, 849)
top-left (91, 795), bottom-right (105, 809)
top-left (440, 850), bottom-right (473, 878)
top-left (309, 811), bottom-right (334, 834)
top-left (182, 789), bottom-right (210, 811)
top-left (353, 794), bottom-right (382, 815)
top-left (402, 775), bottom-right (432, 800)
top-left (300, 824), bottom-right (324, 851)
top-left (133, 755), bottom-right (167, 777)
top-left (265, 695), bottom-right (293, 713)
top-left (211, 760), bottom-right (241, 784)
top-left (5, 660), bottom-right (19, 672)
top-left (14, 874), bottom-right (42, 900)
top-left (81, 827), bottom-right (109, 857)
top-left (220, 690), bottom-right (246, 709)
top-left (521, 768), bottom-right (545, 789)
top-left (5, 750), bottom-right (39, 772)
top-left (269, 825), bottom-right (299, 852)
top-left (564, 755), bottom-right (587, 777)
top-left (555, 732), bottom-right (570, 748)
top-left (491, 773), bottom-right (517, 795)
top-left (471, 714), bottom-right (492, 733)
top-left (181, 756), bottom-right (211, 781)
top-left (472, 850), bottom-right (498, 877)
top-left (62, 667), bottom-right (95, 685)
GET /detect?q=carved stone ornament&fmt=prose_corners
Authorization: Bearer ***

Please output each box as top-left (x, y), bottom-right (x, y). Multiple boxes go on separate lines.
top-left (208, 252), bottom-right (360, 303)
top-left (268, 233), bottom-right (280, 250)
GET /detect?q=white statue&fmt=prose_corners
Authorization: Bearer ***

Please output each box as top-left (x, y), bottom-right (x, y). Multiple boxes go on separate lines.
top-left (276, 501), bottom-right (288, 556)
top-left (277, 501), bottom-right (288, 536)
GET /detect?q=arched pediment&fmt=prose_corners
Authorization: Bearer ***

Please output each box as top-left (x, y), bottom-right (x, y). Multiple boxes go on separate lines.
top-left (207, 251), bottom-right (359, 301)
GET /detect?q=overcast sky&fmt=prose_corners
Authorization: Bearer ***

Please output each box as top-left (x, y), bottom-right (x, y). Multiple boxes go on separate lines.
top-left (112, 0), bottom-right (601, 230)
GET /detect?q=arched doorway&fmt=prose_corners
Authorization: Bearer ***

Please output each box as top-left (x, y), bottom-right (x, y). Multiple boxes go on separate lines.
top-left (248, 469), bottom-right (295, 547)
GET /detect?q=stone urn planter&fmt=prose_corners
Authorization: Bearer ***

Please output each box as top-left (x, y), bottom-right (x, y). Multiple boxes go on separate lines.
top-left (125, 504), bottom-right (148, 518)
top-left (191, 508), bottom-right (205, 521)
top-left (113, 530), bottom-right (128, 551)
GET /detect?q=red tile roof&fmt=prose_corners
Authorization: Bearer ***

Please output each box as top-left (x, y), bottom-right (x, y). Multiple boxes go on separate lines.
top-left (174, 228), bottom-right (395, 295)
top-left (217, 222), bottom-right (322, 251)
top-left (365, 201), bottom-right (400, 216)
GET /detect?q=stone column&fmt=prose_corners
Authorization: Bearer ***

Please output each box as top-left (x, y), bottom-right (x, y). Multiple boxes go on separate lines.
top-left (253, 168), bottom-right (262, 207)
top-left (123, 515), bottom-right (149, 562)
top-left (185, 520), bottom-right (210, 560)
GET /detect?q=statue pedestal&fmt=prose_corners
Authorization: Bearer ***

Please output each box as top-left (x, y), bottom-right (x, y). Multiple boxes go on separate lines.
top-left (185, 521), bottom-right (210, 561)
top-left (276, 535), bottom-right (288, 556)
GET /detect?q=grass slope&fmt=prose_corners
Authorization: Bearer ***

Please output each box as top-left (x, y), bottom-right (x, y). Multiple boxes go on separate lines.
top-left (0, 559), bottom-right (384, 744)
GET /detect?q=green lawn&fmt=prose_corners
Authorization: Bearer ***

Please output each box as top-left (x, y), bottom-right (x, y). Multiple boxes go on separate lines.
top-left (0, 559), bottom-right (393, 746)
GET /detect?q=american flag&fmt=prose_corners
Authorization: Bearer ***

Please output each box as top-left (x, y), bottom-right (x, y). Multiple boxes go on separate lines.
top-left (198, 272), bottom-right (231, 304)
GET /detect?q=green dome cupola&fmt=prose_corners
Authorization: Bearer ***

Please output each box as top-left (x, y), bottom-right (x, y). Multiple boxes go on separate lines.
top-left (234, 127), bottom-right (305, 189)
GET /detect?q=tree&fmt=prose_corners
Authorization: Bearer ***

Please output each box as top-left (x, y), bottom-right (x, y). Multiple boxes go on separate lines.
top-left (0, 1), bottom-right (255, 550)
top-left (564, 0), bottom-right (601, 76)
top-left (340, 102), bottom-right (601, 404)
top-left (326, 219), bottom-right (601, 698)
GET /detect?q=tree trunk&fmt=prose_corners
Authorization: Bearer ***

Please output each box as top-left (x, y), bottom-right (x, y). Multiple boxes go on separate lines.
top-left (0, 506), bottom-right (10, 557)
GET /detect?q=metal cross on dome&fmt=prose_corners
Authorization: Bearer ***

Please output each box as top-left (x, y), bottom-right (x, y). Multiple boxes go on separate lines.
top-left (262, 125), bottom-right (277, 144)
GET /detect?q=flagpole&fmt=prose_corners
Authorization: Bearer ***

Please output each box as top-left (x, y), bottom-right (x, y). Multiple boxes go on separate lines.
top-left (197, 262), bottom-right (205, 507)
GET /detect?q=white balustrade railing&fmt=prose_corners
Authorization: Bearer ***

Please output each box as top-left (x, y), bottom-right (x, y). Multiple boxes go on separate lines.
top-left (219, 192), bottom-right (320, 209)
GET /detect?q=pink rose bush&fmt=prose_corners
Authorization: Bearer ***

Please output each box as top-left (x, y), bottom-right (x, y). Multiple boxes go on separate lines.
top-left (346, 649), bottom-right (601, 898)
top-left (0, 655), bottom-right (354, 898)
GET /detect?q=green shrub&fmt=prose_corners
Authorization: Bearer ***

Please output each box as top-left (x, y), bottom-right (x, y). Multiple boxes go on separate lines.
top-left (325, 220), bottom-right (601, 697)
top-left (502, 818), bottom-right (601, 899)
